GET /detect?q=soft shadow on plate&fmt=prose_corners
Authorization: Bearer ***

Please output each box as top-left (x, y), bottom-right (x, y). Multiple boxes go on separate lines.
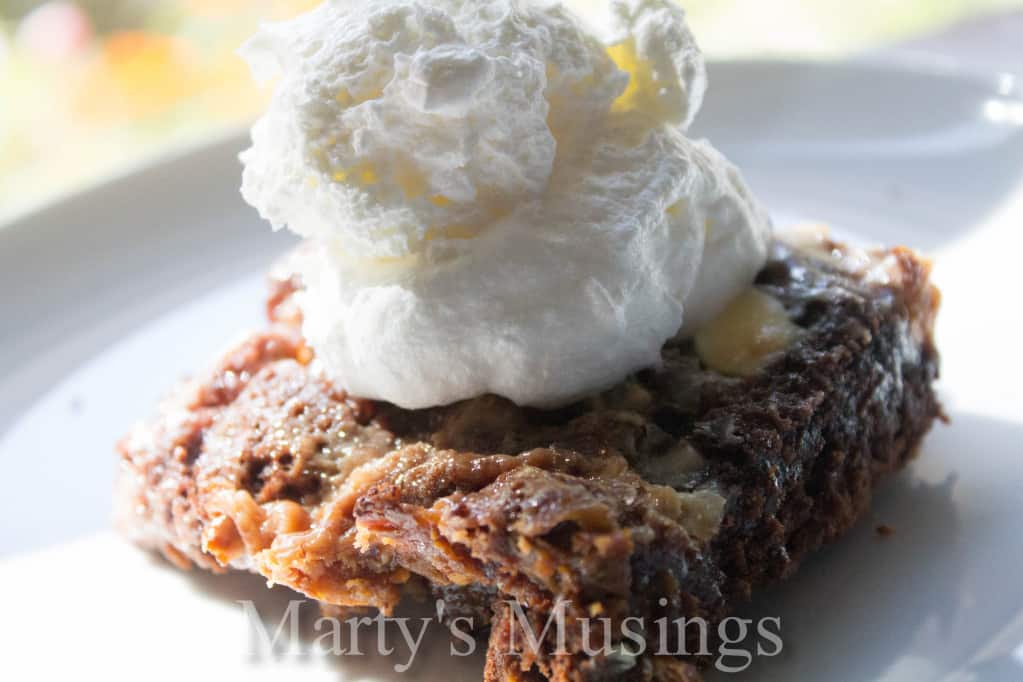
top-left (711, 412), bottom-right (1023, 681)
top-left (181, 559), bottom-right (489, 680)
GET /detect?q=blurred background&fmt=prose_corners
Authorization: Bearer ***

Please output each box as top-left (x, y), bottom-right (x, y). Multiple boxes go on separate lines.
top-left (1, 0), bottom-right (1021, 223)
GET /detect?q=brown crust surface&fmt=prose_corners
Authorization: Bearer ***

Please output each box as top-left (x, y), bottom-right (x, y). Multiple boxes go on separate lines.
top-left (116, 240), bottom-right (941, 681)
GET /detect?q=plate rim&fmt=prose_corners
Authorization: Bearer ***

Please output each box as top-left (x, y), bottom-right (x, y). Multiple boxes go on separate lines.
top-left (1, 57), bottom-right (1017, 238)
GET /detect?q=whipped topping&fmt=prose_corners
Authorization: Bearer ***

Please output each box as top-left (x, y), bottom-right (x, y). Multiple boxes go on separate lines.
top-left (240, 0), bottom-right (771, 408)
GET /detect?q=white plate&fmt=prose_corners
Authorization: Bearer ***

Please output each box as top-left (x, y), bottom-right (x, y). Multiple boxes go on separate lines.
top-left (2, 60), bottom-right (1022, 681)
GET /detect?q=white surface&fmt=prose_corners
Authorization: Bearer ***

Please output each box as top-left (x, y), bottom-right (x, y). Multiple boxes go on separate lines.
top-left (0, 532), bottom-right (489, 681)
top-left (2, 60), bottom-right (1023, 680)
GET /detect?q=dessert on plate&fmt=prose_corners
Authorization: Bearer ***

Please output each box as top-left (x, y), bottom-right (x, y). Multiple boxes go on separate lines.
top-left (116, 1), bottom-right (942, 680)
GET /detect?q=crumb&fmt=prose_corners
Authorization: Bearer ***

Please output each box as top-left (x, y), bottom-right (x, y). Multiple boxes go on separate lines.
top-left (875, 524), bottom-right (896, 537)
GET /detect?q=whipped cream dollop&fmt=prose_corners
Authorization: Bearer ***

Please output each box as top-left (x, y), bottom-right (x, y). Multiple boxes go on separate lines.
top-left (240, 0), bottom-right (771, 408)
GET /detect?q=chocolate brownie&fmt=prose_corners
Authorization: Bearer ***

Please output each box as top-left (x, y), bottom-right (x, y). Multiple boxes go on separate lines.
top-left (116, 238), bottom-right (941, 680)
